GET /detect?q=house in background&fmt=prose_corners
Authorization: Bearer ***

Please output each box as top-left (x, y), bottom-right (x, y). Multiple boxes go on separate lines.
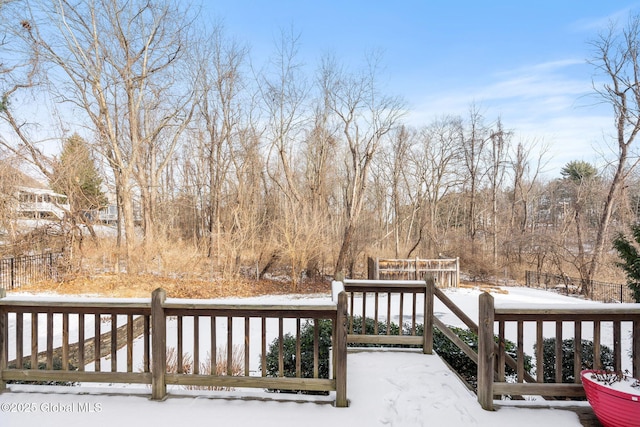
top-left (16, 186), bottom-right (70, 220)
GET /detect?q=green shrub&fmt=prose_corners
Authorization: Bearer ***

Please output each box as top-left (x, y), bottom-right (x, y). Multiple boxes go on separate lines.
top-left (7, 358), bottom-right (77, 386)
top-left (537, 338), bottom-right (614, 383)
top-left (349, 315), bottom-right (401, 336)
top-left (263, 316), bottom-right (533, 393)
top-left (264, 319), bottom-right (333, 385)
top-left (433, 325), bottom-right (532, 390)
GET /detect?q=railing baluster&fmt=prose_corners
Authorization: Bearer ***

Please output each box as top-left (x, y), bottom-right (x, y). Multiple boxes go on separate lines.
top-left (634, 320), bottom-right (640, 377)
top-left (399, 293), bottom-right (404, 330)
top-left (227, 316), bottom-right (233, 376)
top-left (278, 317), bottom-right (284, 377)
top-left (244, 317), bottom-right (249, 377)
top-left (555, 321), bottom-right (562, 383)
top-left (411, 292), bottom-right (417, 335)
top-left (143, 315), bottom-right (150, 373)
top-left (314, 319), bottom-right (319, 379)
top-left (78, 314), bottom-right (85, 371)
top-left (295, 319), bottom-right (301, 378)
top-left (536, 320), bottom-right (543, 383)
top-left (517, 320), bottom-right (524, 383)
top-left (177, 315), bottom-right (183, 374)
top-left (261, 317), bottom-right (266, 377)
top-left (386, 292), bottom-right (391, 335)
top-left (193, 316), bottom-right (200, 375)
top-left (94, 313), bottom-right (101, 372)
top-left (361, 292), bottom-right (367, 333)
top-left (349, 292), bottom-right (354, 334)
top-left (593, 320), bottom-right (601, 370)
top-left (111, 314), bottom-right (117, 372)
top-left (62, 313), bottom-right (69, 370)
top-left (574, 321), bottom-right (582, 383)
top-left (211, 316), bottom-right (217, 376)
top-left (46, 312), bottom-right (53, 370)
top-left (374, 292), bottom-right (379, 335)
top-left (498, 320), bottom-right (505, 382)
top-left (16, 312), bottom-right (23, 369)
top-left (614, 320), bottom-right (622, 371)
top-left (127, 314), bottom-right (133, 373)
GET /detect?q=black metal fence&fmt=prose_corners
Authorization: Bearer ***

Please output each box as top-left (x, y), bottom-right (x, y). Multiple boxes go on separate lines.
top-left (0, 252), bottom-right (65, 290)
top-left (525, 270), bottom-right (634, 303)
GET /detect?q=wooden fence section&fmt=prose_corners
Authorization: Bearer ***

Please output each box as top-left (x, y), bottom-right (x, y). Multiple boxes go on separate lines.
top-left (0, 288), bottom-right (349, 407)
top-left (477, 293), bottom-right (640, 410)
top-left (367, 257), bottom-right (459, 287)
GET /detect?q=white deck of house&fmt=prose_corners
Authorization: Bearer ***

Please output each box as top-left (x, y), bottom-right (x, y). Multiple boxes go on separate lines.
top-left (0, 348), bottom-right (590, 427)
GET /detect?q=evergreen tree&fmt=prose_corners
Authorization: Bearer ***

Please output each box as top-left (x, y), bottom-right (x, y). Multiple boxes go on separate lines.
top-left (51, 133), bottom-right (107, 216)
top-left (612, 224), bottom-right (640, 302)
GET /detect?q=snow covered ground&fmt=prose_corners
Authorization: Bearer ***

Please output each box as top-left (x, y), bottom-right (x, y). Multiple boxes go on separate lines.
top-left (0, 285), bottom-right (615, 426)
top-left (0, 349), bottom-right (585, 427)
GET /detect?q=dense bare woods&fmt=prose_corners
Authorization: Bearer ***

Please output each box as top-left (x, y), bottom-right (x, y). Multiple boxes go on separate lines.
top-left (1, 1), bottom-right (640, 288)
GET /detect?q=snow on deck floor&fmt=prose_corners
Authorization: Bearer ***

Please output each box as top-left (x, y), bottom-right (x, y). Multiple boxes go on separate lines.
top-left (0, 349), bottom-right (583, 427)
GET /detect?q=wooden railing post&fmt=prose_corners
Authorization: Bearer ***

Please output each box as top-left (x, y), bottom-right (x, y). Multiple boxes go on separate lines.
top-left (151, 288), bottom-right (167, 400)
top-left (424, 274), bottom-right (435, 354)
top-left (0, 288), bottom-right (6, 391)
top-left (478, 292), bottom-right (495, 410)
top-left (334, 290), bottom-right (348, 407)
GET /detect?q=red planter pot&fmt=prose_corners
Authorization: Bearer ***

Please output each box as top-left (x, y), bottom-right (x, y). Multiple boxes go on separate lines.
top-left (581, 369), bottom-right (640, 427)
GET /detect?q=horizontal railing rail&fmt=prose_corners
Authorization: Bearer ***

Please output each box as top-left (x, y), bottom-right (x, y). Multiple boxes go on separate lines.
top-left (0, 288), bottom-right (349, 407)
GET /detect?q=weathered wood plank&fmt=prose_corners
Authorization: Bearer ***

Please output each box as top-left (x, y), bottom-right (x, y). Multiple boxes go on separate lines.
top-left (335, 291), bottom-right (348, 407)
top-left (347, 334), bottom-right (423, 346)
top-left (62, 313), bottom-right (69, 370)
top-left (555, 321), bottom-right (562, 383)
top-left (574, 321), bottom-right (582, 383)
top-left (94, 313), bottom-right (101, 372)
top-left (477, 292), bottom-right (495, 411)
top-left (165, 373), bottom-right (335, 392)
top-left (151, 288), bottom-right (167, 400)
top-left (194, 315), bottom-right (200, 375)
top-left (15, 313), bottom-right (23, 369)
top-left (127, 314), bottom-right (133, 373)
top-left (434, 317), bottom-right (478, 364)
top-left (2, 369), bottom-right (151, 385)
top-left (111, 314), bottom-right (117, 372)
top-left (493, 382), bottom-right (585, 397)
top-left (46, 312), bottom-right (53, 370)
top-left (244, 317), bottom-right (249, 377)
top-left (30, 313), bottom-right (37, 369)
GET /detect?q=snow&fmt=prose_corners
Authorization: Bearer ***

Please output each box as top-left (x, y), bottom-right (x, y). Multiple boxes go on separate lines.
top-left (0, 285), bottom-right (623, 426)
top-left (0, 349), bottom-right (584, 427)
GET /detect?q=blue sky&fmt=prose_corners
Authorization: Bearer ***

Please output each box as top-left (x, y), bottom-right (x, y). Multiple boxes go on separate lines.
top-left (204, 1), bottom-right (640, 177)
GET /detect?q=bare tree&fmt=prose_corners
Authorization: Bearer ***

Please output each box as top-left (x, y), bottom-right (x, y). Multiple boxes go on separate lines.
top-left (407, 116), bottom-right (465, 257)
top-left (18, 0), bottom-right (196, 272)
top-left (584, 14), bottom-right (640, 293)
top-left (322, 53), bottom-right (405, 275)
top-left (193, 22), bottom-right (248, 264)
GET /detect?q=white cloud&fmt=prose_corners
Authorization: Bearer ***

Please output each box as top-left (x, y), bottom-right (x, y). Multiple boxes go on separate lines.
top-left (406, 59), bottom-right (614, 176)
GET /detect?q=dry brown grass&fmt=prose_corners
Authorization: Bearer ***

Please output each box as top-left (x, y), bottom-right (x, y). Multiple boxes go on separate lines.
top-left (10, 273), bottom-right (331, 299)
top-left (165, 346), bottom-right (244, 391)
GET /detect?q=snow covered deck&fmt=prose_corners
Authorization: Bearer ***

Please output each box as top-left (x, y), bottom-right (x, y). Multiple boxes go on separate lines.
top-left (0, 348), bottom-right (587, 427)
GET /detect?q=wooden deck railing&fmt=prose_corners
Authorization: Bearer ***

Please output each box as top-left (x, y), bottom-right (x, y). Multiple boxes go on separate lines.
top-left (340, 278), bottom-right (430, 350)
top-left (0, 287), bottom-right (349, 407)
top-left (477, 292), bottom-right (640, 410)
